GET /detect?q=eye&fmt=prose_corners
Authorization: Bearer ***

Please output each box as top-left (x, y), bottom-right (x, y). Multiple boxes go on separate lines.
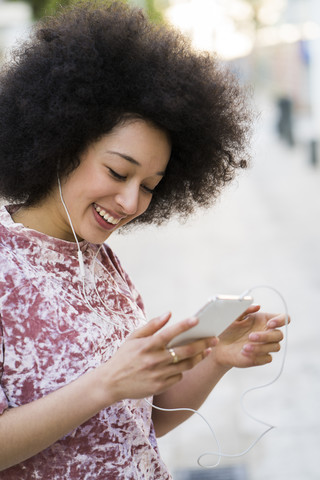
top-left (108, 168), bottom-right (126, 181)
top-left (141, 185), bottom-right (155, 195)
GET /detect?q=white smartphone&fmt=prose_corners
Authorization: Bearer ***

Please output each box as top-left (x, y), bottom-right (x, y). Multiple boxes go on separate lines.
top-left (169, 294), bottom-right (253, 347)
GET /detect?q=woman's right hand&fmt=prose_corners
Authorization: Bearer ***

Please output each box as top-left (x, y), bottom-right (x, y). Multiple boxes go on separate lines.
top-left (98, 312), bottom-right (218, 404)
top-left (0, 313), bottom-right (216, 470)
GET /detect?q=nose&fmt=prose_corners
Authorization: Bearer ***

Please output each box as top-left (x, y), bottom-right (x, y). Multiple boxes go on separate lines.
top-left (115, 182), bottom-right (140, 216)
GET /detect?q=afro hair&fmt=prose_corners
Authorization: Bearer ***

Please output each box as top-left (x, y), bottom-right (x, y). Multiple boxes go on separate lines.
top-left (0, 0), bottom-right (252, 225)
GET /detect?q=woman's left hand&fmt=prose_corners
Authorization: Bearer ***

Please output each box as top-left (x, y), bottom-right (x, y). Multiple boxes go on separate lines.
top-left (212, 305), bottom-right (289, 369)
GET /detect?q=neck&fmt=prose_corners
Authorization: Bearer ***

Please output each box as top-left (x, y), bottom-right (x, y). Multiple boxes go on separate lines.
top-left (11, 201), bottom-right (77, 242)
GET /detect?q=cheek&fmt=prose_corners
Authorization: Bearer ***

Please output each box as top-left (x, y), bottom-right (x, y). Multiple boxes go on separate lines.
top-left (74, 161), bottom-right (107, 192)
top-left (81, 174), bottom-right (114, 200)
top-left (138, 195), bottom-right (153, 216)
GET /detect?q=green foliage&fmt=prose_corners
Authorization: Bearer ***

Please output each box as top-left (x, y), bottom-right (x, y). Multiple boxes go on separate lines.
top-left (144, 0), bottom-right (164, 23)
top-left (6, 0), bottom-right (71, 19)
top-left (7, 0), bottom-right (164, 21)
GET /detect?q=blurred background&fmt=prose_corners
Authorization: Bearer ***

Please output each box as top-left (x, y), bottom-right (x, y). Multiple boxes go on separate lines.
top-left (1, 0), bottom-right (319, 479)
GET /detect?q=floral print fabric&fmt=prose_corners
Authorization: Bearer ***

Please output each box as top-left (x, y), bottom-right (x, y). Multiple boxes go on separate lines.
top-left (0, 205), bottom-right (171, 479)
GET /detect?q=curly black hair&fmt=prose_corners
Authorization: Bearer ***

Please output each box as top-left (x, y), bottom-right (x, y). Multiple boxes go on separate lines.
top-left (0, 0), bottom-right (252, 225)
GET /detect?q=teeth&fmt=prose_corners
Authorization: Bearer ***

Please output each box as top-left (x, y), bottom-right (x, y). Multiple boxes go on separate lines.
top-left (94, 205), bottom-right (120, 225)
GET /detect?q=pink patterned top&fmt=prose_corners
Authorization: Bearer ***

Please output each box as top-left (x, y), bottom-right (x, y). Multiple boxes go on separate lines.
top-left (0, 205), bottom-right (171, 480)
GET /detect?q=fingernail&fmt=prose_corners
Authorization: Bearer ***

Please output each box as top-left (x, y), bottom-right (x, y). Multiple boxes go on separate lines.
top-left (209, 337), bottom-right (218, 347)
top-left (267, 320), bottom-right (276, 328)
top-left (241, 348), bottom-right (250, 356)
top-left (204, 348), bottom-right (212, 357)
top-left (242, 344), bottom-right (253, 352)
top-left (249, 333), bottom-right (259, 341)
top-left (188, 317), bottom-right (198, 326)
top-left (159, 311), bottom-right (170, 321)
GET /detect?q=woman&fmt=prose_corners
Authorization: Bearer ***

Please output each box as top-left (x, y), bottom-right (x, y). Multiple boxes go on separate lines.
top-left (0, 1), bottom-right (287, 478)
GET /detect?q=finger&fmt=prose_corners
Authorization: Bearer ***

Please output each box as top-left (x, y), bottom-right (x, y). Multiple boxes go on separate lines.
top-left (169, 338), bottom-right (218, 364)
top-left (249, 354), bottom-right (273, 367)
top-left (148, 371), bottom-right (184, 396)
top-left (237, 304), bottom-right (260, 320)
top-left (152, 316), bottom-right (201, 348)
top-left (266, 313), bottom-right (291, 329)
top-left (130, 312), bottom-right (171, 339)
top-left (248, 329), bottom-right (284, 343)
top-left (165, 348), bottom-right (212, 374)
top-left (158, 372), bottom-right (184, 393)
top-left (242, 342), bottom-right (281, 356)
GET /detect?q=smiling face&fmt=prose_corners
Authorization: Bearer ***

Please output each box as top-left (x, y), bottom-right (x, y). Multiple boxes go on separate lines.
top-left (14, 119), bottom-right (171, 243)
top-left (59, 119), bottom-right (171, 243)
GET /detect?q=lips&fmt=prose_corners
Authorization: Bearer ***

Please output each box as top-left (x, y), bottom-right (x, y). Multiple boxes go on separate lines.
top-left (93, 203), bottom-right (122, 226)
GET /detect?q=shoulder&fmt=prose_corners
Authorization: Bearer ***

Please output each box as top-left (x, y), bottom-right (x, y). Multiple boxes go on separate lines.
top-left (0, 228), bottom-right (35, 310)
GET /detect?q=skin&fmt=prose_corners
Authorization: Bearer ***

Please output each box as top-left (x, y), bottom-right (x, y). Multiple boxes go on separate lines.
top-left (1, 118), bottom-right (289, 470)
top-left (12, 119), bottom-right (171, 243)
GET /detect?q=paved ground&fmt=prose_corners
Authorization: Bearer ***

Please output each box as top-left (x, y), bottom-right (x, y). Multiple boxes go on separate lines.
top-left (110, 97), bottom-right (320, 480)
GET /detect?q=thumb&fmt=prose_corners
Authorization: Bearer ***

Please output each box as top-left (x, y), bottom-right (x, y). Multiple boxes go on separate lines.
top-left (238, 304), bottom-right (260, 320)
top-left (130, 312), bottom-right (171, 339)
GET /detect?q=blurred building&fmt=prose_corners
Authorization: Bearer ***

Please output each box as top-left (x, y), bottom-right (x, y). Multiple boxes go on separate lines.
top-left (264, 0), bottom-right (320, 158)
top-left (165, 0), bottom-right (320, 161)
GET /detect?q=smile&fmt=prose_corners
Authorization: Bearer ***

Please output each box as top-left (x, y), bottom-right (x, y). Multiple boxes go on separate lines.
top-left (93, 204), bottom-right (121, 225)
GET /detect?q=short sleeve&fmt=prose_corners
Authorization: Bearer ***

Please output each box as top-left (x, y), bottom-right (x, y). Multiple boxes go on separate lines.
top-left (0, 314), bottom-right (9, 414)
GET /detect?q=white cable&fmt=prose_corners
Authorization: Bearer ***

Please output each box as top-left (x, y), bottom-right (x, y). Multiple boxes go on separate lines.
top-left (239, 285), bottom-right (289, 427)
top-left (58, 177), bottom-right (138, 335)
top-left (146, 284), bottom-right (289, 469)
top-left (91, 244), bottom-right (147, 326)
top-left (145, 398), bottom-right (223, 468)
top-left (57, 177), bottom-right (85, 278)
top-left (58, 178), bottom-right (289, 468)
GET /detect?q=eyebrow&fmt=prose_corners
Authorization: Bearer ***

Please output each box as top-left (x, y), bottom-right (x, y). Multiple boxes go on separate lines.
top-left (106, 150), bottom-right (166, 176)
